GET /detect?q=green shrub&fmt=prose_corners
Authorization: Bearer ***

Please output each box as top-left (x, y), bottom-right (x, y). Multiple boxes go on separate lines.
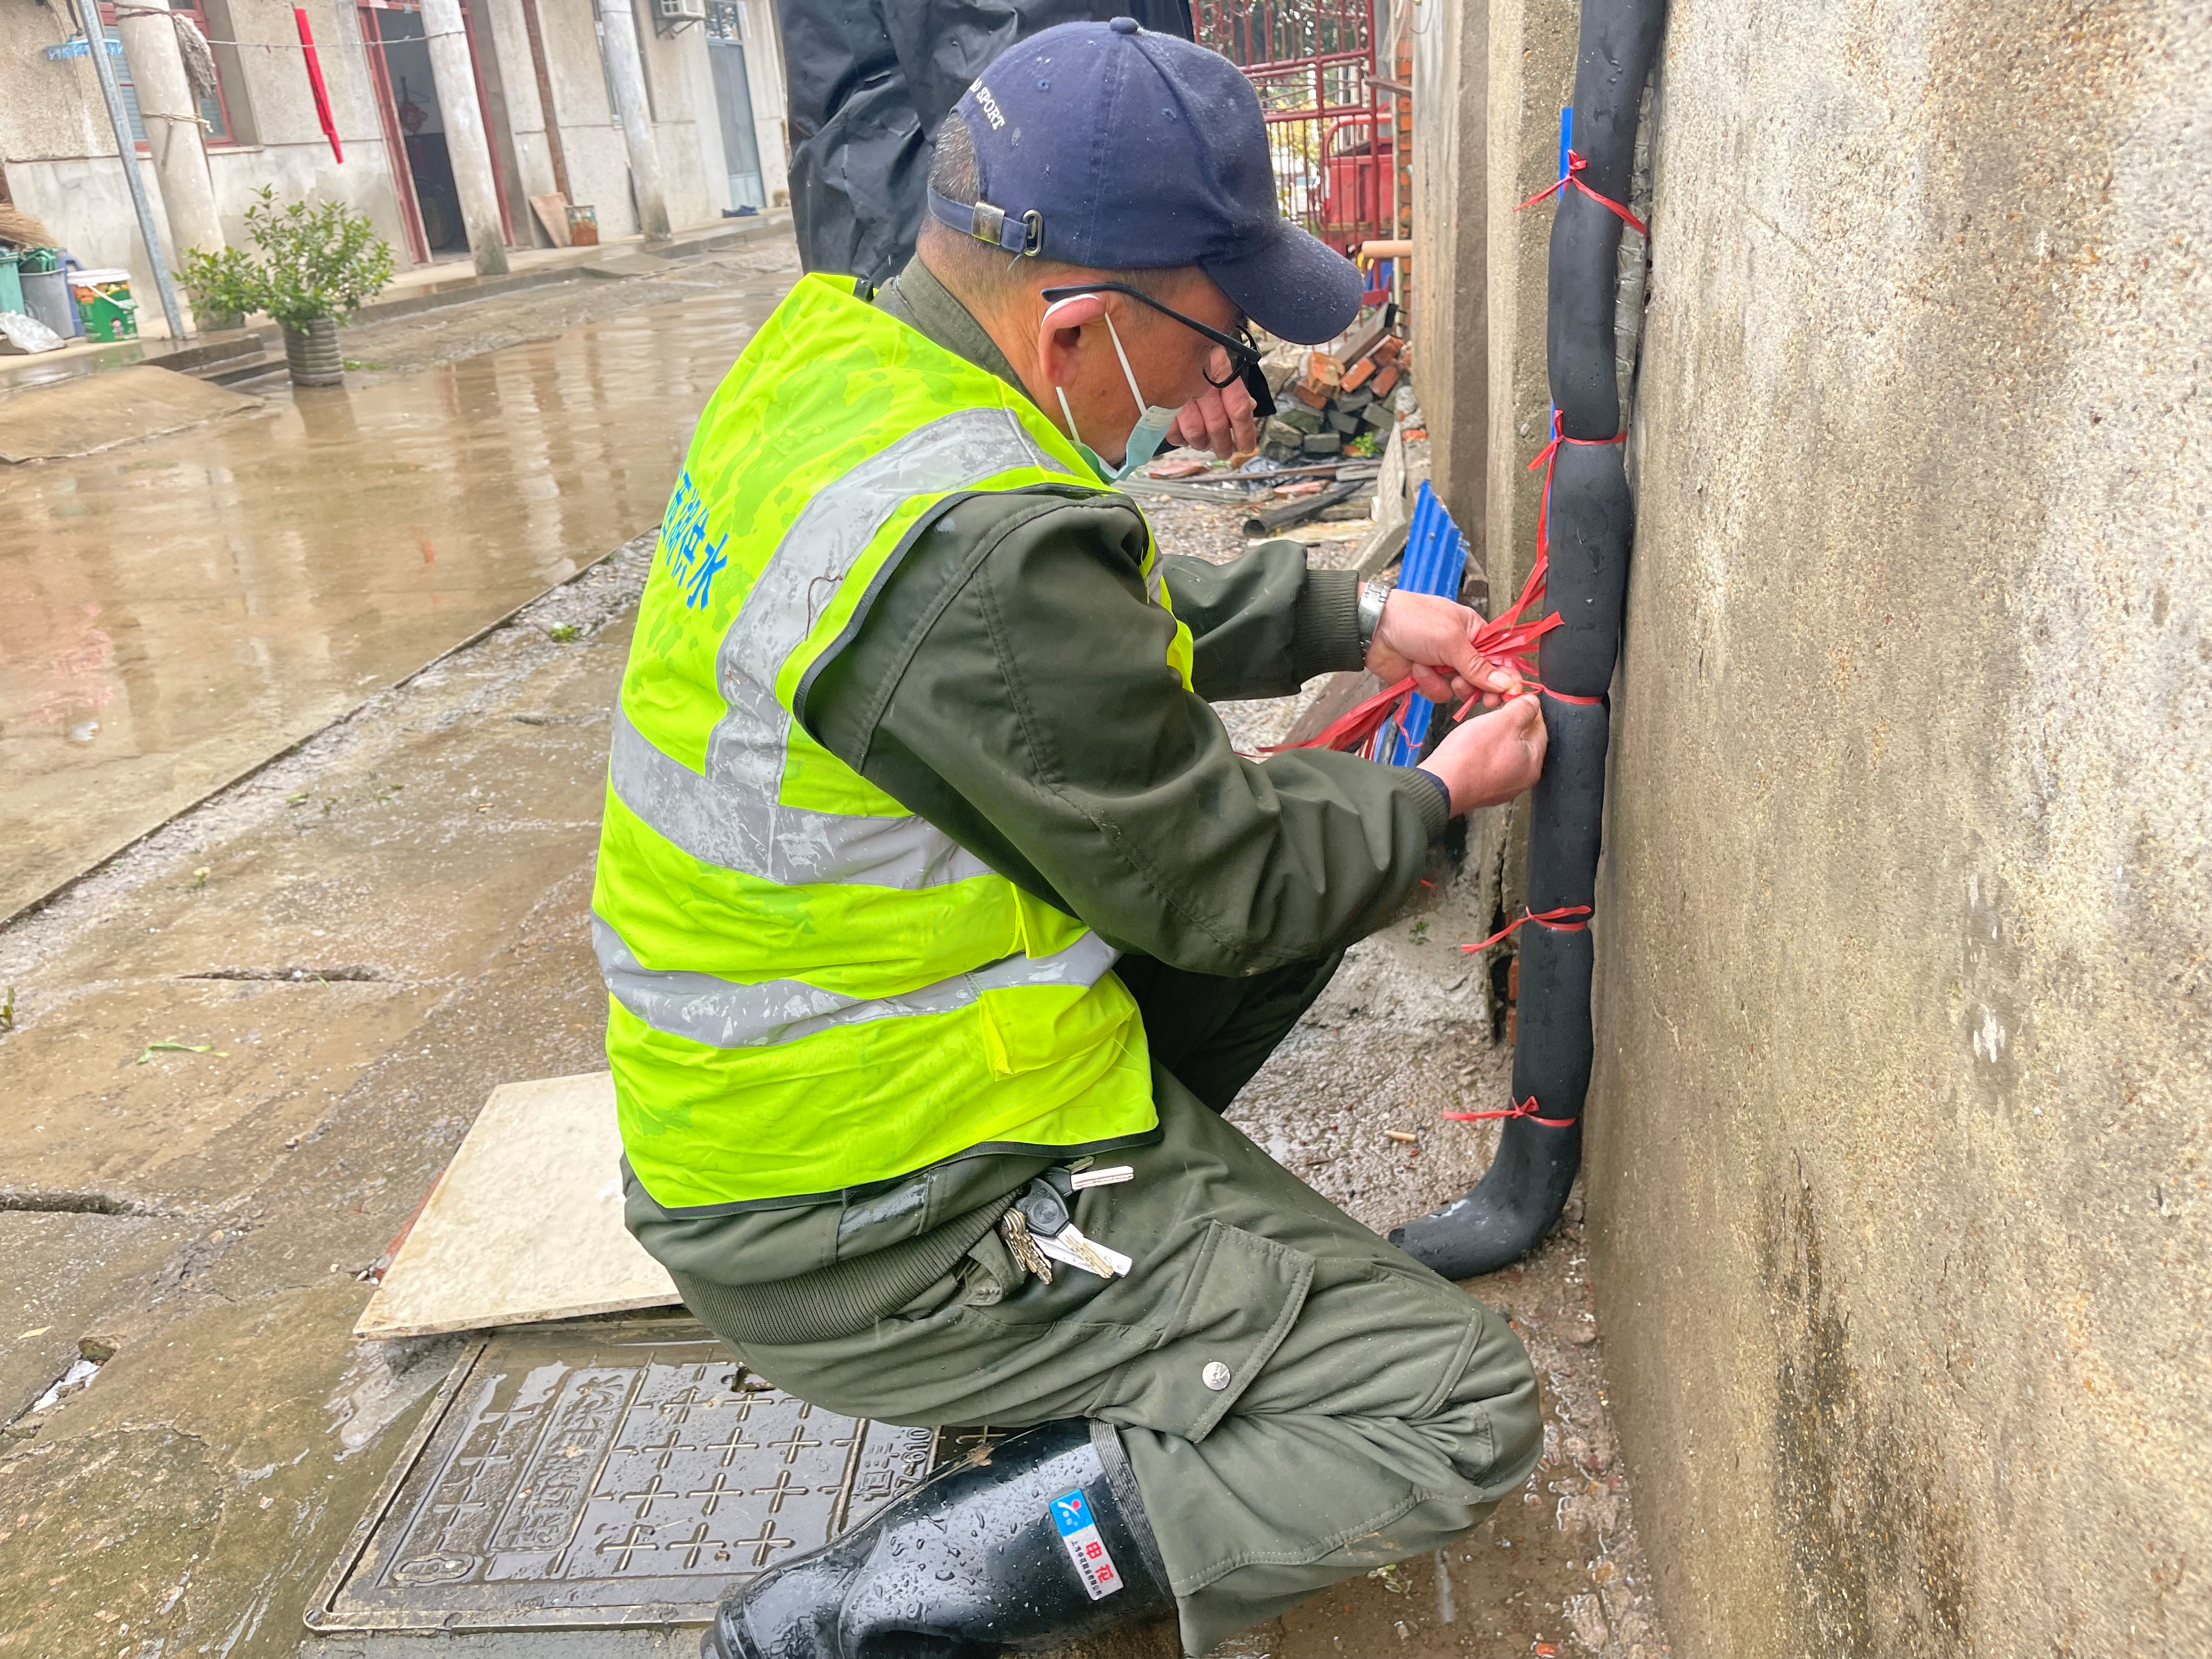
top-left (177, 242), bottom-right (258, 324)
top-left (238, 188), bottom-right (394, 330)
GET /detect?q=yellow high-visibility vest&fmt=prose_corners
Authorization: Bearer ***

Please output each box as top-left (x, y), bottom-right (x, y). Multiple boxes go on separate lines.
top-left (594, 274), bottom-right (1194, 1211)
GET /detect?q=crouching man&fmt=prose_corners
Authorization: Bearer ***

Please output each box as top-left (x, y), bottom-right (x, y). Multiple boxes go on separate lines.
top-left (594, 20), bottom-right (1547, 1657)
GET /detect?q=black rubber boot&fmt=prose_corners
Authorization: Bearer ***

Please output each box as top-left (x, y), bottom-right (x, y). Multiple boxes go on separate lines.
top-left (1388, 1115), bottom-right (1582, 1281)
top-left (702, 1418), bottom-right (1174, 1659)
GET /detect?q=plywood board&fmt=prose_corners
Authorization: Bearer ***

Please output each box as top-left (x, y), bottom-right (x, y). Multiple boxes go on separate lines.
top-left (529, 192), bottom-right (573, 247)
top-left (0, 365), bottom-right (261, 462)
top-left (355, 1071), bottom-right (680, 1340)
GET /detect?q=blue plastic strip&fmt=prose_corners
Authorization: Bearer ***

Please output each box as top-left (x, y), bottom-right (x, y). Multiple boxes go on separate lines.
top-left (1378, 482), bottom-right (1472, 767)
top-left (1558, 106), bottom-right (1573, 180)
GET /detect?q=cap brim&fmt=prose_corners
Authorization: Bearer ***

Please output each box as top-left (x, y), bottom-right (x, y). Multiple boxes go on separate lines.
top-left (1201, 218), bottom-right (1366, 345)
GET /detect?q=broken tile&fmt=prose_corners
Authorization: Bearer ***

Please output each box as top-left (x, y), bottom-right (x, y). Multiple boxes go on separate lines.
top-left (354, 1071), bottom-right (678, 1340)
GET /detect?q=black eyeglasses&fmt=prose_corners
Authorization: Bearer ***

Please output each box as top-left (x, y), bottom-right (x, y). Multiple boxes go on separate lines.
top-left (1038, 282), bottom-right (1277, 420)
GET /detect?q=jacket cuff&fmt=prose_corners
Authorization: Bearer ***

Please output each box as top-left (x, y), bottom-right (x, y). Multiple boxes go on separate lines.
top-left (1289, 566), bottom-right (1365, 680)
top-left (1395, 765), bottom-right (1454, 839)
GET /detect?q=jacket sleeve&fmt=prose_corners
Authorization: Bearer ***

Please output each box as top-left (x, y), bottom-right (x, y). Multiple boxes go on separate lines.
top-left (799, 492), bottom-right (1448, 976)
top-left (1155, 542), bottom-right (1366, 702)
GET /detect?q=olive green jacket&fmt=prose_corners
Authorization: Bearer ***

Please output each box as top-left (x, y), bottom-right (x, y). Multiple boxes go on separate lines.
top-left (793, 257), bottom-right (1447, 978)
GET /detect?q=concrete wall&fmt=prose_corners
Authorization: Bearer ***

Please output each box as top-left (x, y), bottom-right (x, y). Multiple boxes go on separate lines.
top-left (734, 0), bottom-right (789, 206)
top-left (1408, 0), bottom-right (1486, 550)
top-left (1576, 1), bottom-right (2212, 1654)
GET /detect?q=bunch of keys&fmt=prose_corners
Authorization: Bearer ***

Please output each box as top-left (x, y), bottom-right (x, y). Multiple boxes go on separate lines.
top-left (997, 1170), bottom-right (1133, 1283)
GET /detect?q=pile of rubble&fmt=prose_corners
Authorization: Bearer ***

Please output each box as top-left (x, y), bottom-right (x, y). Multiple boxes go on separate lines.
top-left (1260, 320), bottom-right (1412, 465)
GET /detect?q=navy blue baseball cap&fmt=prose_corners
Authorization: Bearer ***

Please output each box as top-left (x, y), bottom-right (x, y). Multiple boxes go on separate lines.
top-left (926, 18), bottom-right (1364, 345)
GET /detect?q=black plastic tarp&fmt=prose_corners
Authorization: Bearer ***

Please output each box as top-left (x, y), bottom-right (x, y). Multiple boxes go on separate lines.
top-left (776, 1), bottom-right (1195, 285)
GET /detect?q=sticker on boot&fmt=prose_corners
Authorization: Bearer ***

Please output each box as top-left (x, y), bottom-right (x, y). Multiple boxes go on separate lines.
top-left (1049, 1489), bottom-right (1124, 1600)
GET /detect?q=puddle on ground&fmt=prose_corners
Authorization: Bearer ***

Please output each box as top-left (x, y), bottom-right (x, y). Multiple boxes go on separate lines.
top-left (0, 286), bottom-right (782, 916)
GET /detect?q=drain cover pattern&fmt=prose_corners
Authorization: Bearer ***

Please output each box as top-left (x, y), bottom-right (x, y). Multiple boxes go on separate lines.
top-left (309, 1319), bottom-right (938, 1632)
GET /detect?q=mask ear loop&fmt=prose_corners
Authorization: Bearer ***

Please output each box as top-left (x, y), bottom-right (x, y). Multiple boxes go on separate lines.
top-left (1098, 311), bottom-right (1146, 408)
top-left (1042, 296), bottom-right (1150, 458)
top-left (1042, 296), bottom-right (1093, 454)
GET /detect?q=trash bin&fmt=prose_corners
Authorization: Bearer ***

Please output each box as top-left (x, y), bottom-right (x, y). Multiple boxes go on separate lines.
top-left (68, 268), bottom-right (138, 342)
top-left (19, 266), bottom-right (75, 339)
top-left (0, 253), bottom-right (21, 317)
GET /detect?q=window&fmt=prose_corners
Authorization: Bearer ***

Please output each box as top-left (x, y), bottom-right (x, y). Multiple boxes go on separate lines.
top-left (99, 0), bottom-right (248, 148)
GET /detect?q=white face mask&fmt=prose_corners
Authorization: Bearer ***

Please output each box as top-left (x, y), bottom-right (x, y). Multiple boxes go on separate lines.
top-left (1047, 303), bottom-right (1182, 482)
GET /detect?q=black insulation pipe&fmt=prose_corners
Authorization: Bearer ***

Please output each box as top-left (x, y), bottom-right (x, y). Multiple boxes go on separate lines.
top-left (1391, 0), bottom-right (1665, 1280)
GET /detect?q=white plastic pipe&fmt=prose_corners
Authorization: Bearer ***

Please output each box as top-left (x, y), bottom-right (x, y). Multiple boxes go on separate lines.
top-left (71, 0), bottom-right (188, 340)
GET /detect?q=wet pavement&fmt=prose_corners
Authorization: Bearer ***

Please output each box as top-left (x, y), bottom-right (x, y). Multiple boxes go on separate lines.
top-left (0, 270), bottom-right (789, 919)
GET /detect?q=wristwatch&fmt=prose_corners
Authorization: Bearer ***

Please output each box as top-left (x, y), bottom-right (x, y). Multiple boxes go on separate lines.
top-left (1356, 583), bottom-right (1387, 658)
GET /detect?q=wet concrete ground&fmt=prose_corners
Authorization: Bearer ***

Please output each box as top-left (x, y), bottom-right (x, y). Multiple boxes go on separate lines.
top-left (0, 246), bottom-right (797, 919)
top-left (0, 323), bottom-right (1668, 1655)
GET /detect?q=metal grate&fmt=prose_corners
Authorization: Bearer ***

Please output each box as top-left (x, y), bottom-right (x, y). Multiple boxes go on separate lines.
top-left (306, 1318), bottom-right (940, 1634)
top-left (1194, 0), bottom-right (1395, 252)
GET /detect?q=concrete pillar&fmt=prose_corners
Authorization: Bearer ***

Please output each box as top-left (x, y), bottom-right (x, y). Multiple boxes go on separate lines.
top-left (112, 3), bottom-right (225, 271)
top-left (419, 0), bottom-right (511, 275)
top-left (595, 0), bottom-right (672, 240)
top-left (1480, 0), bottom-right (1581, 618)
top-left (1409, 0), bottom-right (1487, 554)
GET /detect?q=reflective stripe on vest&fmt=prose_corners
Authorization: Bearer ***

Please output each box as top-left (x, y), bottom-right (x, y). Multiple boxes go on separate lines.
top-left (595, 274), bottom-right (1188, 1212)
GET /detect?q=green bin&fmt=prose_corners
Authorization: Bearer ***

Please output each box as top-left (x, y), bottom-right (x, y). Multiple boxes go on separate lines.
top-left (0, 253), bottom-right (21, 317)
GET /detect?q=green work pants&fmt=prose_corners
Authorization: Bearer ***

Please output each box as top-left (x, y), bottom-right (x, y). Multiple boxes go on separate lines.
top-left (643, 958), bottom-right (1542, 1657)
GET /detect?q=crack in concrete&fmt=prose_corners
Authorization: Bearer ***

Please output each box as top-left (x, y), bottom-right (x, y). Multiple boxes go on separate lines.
top-left (180, 966), bottom-right (383, 982)
top-left (0, 1187), bottom-right (183, 1217)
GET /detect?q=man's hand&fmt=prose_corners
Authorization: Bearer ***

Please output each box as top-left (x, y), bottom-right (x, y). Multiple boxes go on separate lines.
top-left (1367, 589), bottom-right (1523, 706)
top-left (1166, 348), bottom-right (1260, 458)
top-left (1418, 694), bottom-right (1547, 815)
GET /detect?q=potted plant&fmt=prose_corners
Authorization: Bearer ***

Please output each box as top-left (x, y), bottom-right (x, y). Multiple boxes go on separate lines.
top-left (176, 244), bottom-right (258, 333)
top-left (240, 188), bottom-right (394, 387)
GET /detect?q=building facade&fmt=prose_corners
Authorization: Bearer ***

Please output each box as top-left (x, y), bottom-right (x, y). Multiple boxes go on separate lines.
top-left (0, 0), bottom-right (789, 317)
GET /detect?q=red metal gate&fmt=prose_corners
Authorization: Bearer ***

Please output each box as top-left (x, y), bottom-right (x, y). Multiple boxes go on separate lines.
top-left (1193, 0), bottom-right (1393, 255)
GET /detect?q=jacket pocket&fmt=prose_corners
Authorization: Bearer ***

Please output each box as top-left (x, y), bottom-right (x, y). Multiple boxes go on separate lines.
top-left (1093, 1219), bottom-right (1313, 1444)
top-left (975, 976), bottom-right (1137, 1079)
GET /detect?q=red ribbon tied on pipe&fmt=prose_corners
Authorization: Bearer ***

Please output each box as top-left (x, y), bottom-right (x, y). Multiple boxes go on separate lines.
top-left (1267, 552), bottom-right (1592, 757)
top-left (1442, 1096), bottom-right (1578, 1128)
top-left (1271, 409), bottom-right (1651, 757)
top-left (1517, 149), bottom-right (1646, 235)
top-left (295, 8), bottom-right (343, 163)
top-left (1460, 904), bottom-right (1593, 953)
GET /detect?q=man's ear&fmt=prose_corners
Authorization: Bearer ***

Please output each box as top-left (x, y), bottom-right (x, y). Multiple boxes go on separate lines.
top-left (1037, 293), bottom-right (1109, 389)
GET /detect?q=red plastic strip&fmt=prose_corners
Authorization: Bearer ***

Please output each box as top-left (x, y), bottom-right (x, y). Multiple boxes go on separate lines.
top-left (296, 8), bottom-right (343, 164)
top-left (1517, 150), bottom-right (1646, 235)
top-left (1526, 409), bottom-right (1629, 564)
top-left (1263, 674), bottom-right (1418, 756)
top-left (1443, 1096), bottom-right (1579, 1129)
top-left (1271, 413), bottom-right (1628, 757)
top-left (1460, 904), bottom-right (1594, 953)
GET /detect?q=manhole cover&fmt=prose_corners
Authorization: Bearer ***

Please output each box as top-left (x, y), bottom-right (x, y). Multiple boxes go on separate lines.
top-left (307, 1317), bottom-right (940, 1633)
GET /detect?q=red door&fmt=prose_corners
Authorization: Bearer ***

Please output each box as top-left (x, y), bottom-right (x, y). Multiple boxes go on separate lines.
top-left (360, 1), bottom-right (432, 262)
top-left (358, 0), bottom-right (514, 264)
top-left (1194, 0), bottom-right (1395, 253)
